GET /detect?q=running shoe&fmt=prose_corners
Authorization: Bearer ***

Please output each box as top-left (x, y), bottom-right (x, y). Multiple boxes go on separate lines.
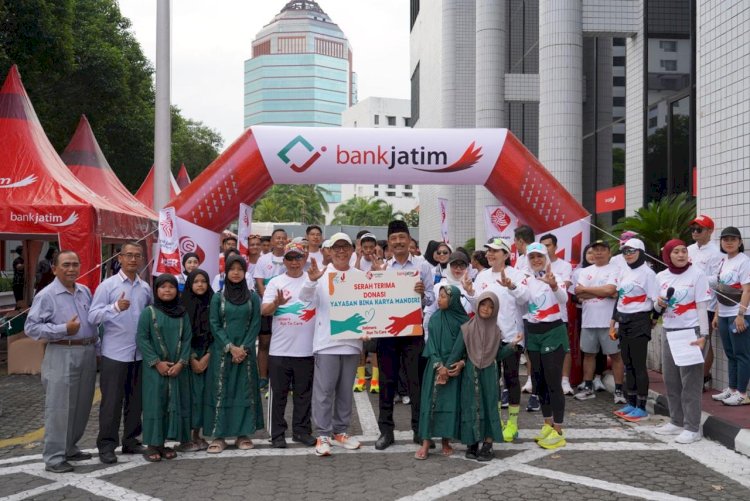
top-left (622, 408), bottom-right (649, 422)
top-left (332, 433), bottom-right (361, 450)
top-left (500, 389), bottom-right (509, 408)
top-left (654, 422), bottom-right (683, 435)
top-left (721, 392), bottom-right (750, 406)
top-left (593, 376), bottom-right (607, 392)
top-left (613, 404), bottom-right (635, 418)
top-left (502, 421), bottom-right (519, 443)
top-left (315, 436), bottom-right (332, 457)
top-left (574, 388), bottom-right (595, 401)
top-left (674, 430), bottom-right (702, 444)
top-left (613, 389), bottom-right (627, 404)
top-left (369, 379), bottom-right (380, 393)
top-left (353, 379), bottom-right (366, 392)
top-left (562, 380), bottom-right (574, 396)
top-left (537, 429), bottom-right (566, 449)
top-left (711, 388), bottom-right (733, 401)
top-left (534, 424), bottom-right (554, 442)
top-left (259, 378), bottom-right (269, 391)
top-left (526, 394), bottom-right (541, 412)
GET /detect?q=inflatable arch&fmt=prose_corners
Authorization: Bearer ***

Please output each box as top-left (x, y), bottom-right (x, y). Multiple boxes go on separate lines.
top-left (169, 127), bottom-right (590, 263)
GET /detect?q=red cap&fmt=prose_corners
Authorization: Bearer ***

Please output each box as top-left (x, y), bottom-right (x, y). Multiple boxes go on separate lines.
top-left (690, 215), bottom-right (714, 230)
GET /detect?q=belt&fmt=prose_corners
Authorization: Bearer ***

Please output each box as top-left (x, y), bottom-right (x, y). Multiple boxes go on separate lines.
top-left (50, 337), bottom-right (98, 346)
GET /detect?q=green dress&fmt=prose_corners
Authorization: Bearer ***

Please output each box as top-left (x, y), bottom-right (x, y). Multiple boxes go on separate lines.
top-left (448, 335), bottom-right (515, 445)
top-left (203, 293), bottom-right (264, 438)
top-left (417, 285), bottom-right (469, 441)
top-left (136, 306), bottom-right (192, 446)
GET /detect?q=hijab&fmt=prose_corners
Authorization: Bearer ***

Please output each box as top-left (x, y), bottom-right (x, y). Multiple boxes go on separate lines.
top-left (461, 291), bottom-right (503, 369)
top-left (224, 255), bottom-right (251, 306)
top-left (443, 251), bottom-right (469, 286)
top-left (626, 249), bottom-right (647, 269)
top-left (181, 252), bottom-right (199, 276)
top-left (153, 274), bottom-right (186, 318)
top-left (662, 239), bottom-right (690, 275)
top-left (425, 285), bottom-right (469, 359)
top-left (180, 269), bottom-right (214, 347)
top-left (424, 240), bottom-right (440, 267)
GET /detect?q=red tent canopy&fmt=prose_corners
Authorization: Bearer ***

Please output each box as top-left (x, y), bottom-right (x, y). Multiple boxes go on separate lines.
top-left (61, 115), bottom-right (156, 220)
top-left (176, 163), bottom-right (191, 190)
top-left (135, 164), bottom-right (180, 209)
top-left (0, 65), bottom-right (155, 291)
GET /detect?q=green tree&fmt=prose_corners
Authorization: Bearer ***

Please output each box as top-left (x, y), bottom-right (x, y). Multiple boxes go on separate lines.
top-left (612, 147), bottom-right (625, 186)
top-left (610, 192), bottom-right (696, 268)
top-left (171, 106), bottom-right (223, 178)
top-left (253, 185), bottom-right (329, 224)
top-left (399, 207), bottom-right (419, 227)
top-left (331, 196), bottom-right (396, 226)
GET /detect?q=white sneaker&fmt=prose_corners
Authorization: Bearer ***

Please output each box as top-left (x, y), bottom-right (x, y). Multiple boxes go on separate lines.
top-left (593, 377), bottom-right (606, 392)
top-left (722, 392), bottom-right (750, 406)
top-left (712, 388), bottom-right (733, 401)
top-left (674, 430), bottom-right (702, 444)
top-left (561, 380), bottom-right (574, 395)
top-left (654, 422), bottom-right (683, 435)
top-left (332, 433), bottom-right (360, 450)
top-left (576, 381), bottom-right (587, 391)
top-left (315, 436), bottom-right (332, 456)
top-left (402, 396), bottom-right (411, 405)
top-left (522, 378), bottom-right (533, 394)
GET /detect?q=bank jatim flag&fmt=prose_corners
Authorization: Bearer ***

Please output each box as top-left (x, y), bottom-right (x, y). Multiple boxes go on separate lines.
top-left (483, 204), bottom-right (519, 242)
top-left (237, 203), bottom-right (253, 257)
top-left (438, 197), bottom-right (450, 244)
top-left (153, 207), bottom-right (181, 276)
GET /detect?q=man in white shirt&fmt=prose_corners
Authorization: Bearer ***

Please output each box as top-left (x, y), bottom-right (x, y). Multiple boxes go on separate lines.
top-left (306, 225), bottom-right (324, 266)
top-left (687, 214), bottom-right (722, 385)
top-left (514, 225), bottom-right (534, 272)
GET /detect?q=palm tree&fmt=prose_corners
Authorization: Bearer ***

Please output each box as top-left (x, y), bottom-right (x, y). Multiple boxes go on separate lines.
top-left (609, 192), bottom-right (696, 265)
top-left (253, 185), bottom-right (330, 223)
top-left (331, 196), bottom-right (396, 226)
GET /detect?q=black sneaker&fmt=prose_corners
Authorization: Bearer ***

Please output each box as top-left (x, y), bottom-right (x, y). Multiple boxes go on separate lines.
top-left (292, 433), bottom-right (317, 447)
top-left (500, 389), bottom-right (510, 409)
top-left (477, 442), bottom-right (494, 462)
top-left (465, 443), bottom-right (478, 460)
top-left (526, 394), bottom-right (541, 412)
top-left (271, 436), bottom-right (287, 448)
top-left (45, 461), bottom-right (74, 473)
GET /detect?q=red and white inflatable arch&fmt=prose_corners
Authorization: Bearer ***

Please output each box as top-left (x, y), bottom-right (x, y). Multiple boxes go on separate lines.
top-left (170, 127), bottom-right (589, 264)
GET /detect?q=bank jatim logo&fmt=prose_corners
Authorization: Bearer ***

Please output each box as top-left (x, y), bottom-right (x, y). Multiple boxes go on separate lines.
top-left (278, 135), bottom-right (484, 173)
top-left (160, 213), bottom-right (174, 238)
top-left (179, 236), bottom-right (206, 264)
top-left (0, 174), bottom-right (37, 189)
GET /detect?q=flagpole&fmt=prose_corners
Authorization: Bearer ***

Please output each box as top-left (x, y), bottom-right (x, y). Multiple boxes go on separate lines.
top-left (154, 0), bottom-right (171, 211)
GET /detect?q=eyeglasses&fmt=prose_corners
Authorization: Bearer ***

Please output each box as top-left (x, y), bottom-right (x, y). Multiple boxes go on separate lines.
top-left (121, 253), bottom-right (142, 260)
top-left (331, 245), bottom-right (351, 252)
top-left (450, 262), bottom-right (468, 269)
top-left (436, 251), bottom-right (450, 256)
top-left (622, 248), bottom-right (638, 255)
top-left (690, 227), bottom-right (704, 233)
top-left (284, 255), bottom-right (305, 261)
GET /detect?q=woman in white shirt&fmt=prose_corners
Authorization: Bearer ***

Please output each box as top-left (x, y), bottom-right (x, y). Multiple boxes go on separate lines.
top-left (654, 239), bottom-right (710, 443)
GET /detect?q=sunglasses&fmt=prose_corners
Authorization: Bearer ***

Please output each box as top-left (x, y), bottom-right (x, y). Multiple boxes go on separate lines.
top-left (622, 248), bottom-right (639, 255)
top-left (436, 250), bottom-right (450, 256)
top-left (690, 227), bottom-right (704, 234)
top-left (284, 255), bottom-right (305, 261)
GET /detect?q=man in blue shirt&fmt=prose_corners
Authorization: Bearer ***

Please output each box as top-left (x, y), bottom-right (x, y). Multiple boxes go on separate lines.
top-left (88, 242), bottom-right (153, 464)
top-left (25, 250), bottom-right (98, 473)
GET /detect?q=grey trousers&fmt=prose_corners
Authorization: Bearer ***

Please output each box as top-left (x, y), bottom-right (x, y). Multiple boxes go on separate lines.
top-left (41, 343), bottom-right (97, 466)
top-left (312, 353), bottom-right (359, 437)
top-left (661, 330), bottom-right (704, 433)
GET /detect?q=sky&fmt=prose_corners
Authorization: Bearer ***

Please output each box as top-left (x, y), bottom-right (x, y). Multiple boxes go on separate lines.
top-left (118, 0), bottom-right (411, 150)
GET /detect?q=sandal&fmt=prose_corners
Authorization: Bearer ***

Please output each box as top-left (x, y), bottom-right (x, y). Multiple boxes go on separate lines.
top-left (207, 439), bottom-right (227, 454)
top-left (143, 447), bottom-right (162, 462)
top-left (236, 436), bottom-right (254, 450)
top-left (159, 446), bottom-right (177, 460)
top-left (414, 448), bottom-right (428, 460)
top-left (441, 446), bottom-right (454, 457)
top-left (196, 438), bottom-right (210, 451)
top-left (176, 441), bottom-right (200, 452)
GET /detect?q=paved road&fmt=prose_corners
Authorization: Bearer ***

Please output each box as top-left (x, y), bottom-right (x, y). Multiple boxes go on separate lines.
top-left (1, 374), bottom-right (749, 500)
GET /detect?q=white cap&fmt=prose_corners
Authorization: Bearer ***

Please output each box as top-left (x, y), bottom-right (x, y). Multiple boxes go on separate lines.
top-left (322, 239), bottom-right (332, 249)
top-left (328, 232), bottom-right (352, 245)
top-left (622, 238), bottom-right (645, 251)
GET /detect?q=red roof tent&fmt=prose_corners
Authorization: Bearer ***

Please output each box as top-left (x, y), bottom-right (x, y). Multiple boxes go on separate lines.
top-left (135, 164), bottom-right (181, 209)
top-left (176, 163), bottom-right (191, 190)
top-left (61, 115), bottom-right (157, 220)
top-left (0, 65), bottom-right (155, 291)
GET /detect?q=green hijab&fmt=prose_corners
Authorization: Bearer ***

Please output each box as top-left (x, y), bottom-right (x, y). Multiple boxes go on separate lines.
top-left (425, 285), bottom-right (470, 359)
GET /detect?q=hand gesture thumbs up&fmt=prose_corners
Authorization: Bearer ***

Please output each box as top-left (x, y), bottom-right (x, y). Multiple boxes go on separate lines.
top-left (117, 291), bottom-right (131, 311)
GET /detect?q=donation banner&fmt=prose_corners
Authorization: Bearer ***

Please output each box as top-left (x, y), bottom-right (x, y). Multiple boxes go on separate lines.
top-left (328, 270), bottom-right (423, 339)
top-left (153, 207), bottom-right (181, 276)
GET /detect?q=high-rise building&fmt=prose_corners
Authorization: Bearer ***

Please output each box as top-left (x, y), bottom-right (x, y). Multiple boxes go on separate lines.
top-left (244, 0), bottom-right (357, 206)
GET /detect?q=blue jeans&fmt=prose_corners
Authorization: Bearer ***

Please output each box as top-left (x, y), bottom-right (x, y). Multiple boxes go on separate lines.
top-left (718, 315), bottom-right (750, 392)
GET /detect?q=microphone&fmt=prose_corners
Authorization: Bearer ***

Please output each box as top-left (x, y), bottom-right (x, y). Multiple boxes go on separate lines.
top-left (653, 287), bottom-right (675, 320)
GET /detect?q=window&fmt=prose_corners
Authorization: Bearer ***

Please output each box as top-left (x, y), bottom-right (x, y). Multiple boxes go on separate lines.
top-left (613, 56), bottom-right (625, 66)
top-left (660, 60), bottom-right (677, 71)
top-left (386, 191), bottom-right (396, 197)
top-left (613, 133), bottom-right (625, 143)
top-left (404, 184), bottom-right (413, 190)
top-left (374, 191), bottom-right (379, 196)
top-left (411, 63), bottom-right (420, 126)
top-left (374, 114), bottom-right (379, 125)
top-left (660, 40), bottom-right (677, 52)
top-left (648, 116), bottom-right (658, 128)
top-left (277, 36), bottom-right (306, 54)
top-left (403, 192), bottom-right (413, 198)
top-left (613, 76), bottom-right (626, 87)
top-left (613, 38), bottom-right (626, 47)
top-left (387, 184), bottom-right (395, 189)
top-left (387, 116), bottom-right (396, 126)
top-left (613, 96), bottom-right (625, 107)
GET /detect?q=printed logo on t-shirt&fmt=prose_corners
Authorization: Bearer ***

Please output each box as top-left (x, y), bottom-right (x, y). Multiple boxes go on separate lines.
top-left (618, 284), bottom-right (646, 304)
top-left (274, 300), bottom-right (316, 323)
top-left (528, 293), bottom-right (561, 320)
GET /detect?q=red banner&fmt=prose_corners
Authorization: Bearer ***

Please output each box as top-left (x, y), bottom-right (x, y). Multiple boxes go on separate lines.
top-left (596, 185), bottom-right (625, 214)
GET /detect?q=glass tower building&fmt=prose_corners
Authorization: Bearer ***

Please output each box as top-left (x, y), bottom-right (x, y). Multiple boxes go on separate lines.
top-left (244, 0), bottom-right (357, 204)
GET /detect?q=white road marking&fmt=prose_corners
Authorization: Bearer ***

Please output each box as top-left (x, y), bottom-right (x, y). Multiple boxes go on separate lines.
top-left (353, 391), bottom-right (380, 436)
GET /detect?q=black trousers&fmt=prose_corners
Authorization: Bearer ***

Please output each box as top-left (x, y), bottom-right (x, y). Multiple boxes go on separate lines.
top-left (377, 336), bottom-right (423, 433)
top-left (97, 357), bottom-right (142, 453)
top-left (528, 347), bottom-right (566, 424)
top-left (501, 344), bottom-right (522, 405)
top-left (617, 311), bottom-right (652, 398)
top-left (268, 355), bottom-right (314, 440)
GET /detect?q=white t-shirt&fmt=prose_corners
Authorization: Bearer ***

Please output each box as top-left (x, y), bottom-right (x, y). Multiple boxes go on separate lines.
top-left (549, 259), bottom-right (573, 322)
top-left (514, 254), bottom-right (529, 273)
top-left (262, 274), bottom-right (316, 357)
top-left (472, 267), bottom-right (529, 343)
top-left (716, 252), bottom-right (750, 317)
top-left (253, 252), bottom-right (286, 288)
top-left (656, 266), bottom-right (711, 329)
top-left (577, 263), bottom-right (620, 328)
top-left (687, 241), bottom-right (722, 312)
top-left (523, 272), bottom-right (568, 324)
top-left (307, 250), bottom-right (323, 267)
top-left (299, 264), bottom-right (363, 355)
top-left (616, 263), bottom-right (658, 314)
top-left (356, 256), bottom-right (375, 272)
top-left (610, 254), bottom-right (629, 275)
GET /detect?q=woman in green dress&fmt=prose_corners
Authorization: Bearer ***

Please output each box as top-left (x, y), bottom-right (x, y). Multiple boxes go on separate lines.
top-left (177, 269), bottom-right (213, 452)
top-left (204, 255), bottom-right (263, 453)
top-left (415, 285), bottom-right (469, 460)
top-left (136, 274), bottom-right (192, 462)
top-left (447, 291), bottom-right (522, 462)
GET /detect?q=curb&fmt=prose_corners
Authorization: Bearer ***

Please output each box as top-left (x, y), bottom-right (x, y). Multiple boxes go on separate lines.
top-left (648, 388), bottom-right (750, 458)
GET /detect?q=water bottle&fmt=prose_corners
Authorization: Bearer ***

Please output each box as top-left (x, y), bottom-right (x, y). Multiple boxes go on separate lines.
top-left (730, 322), bottom-right (738, 334)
